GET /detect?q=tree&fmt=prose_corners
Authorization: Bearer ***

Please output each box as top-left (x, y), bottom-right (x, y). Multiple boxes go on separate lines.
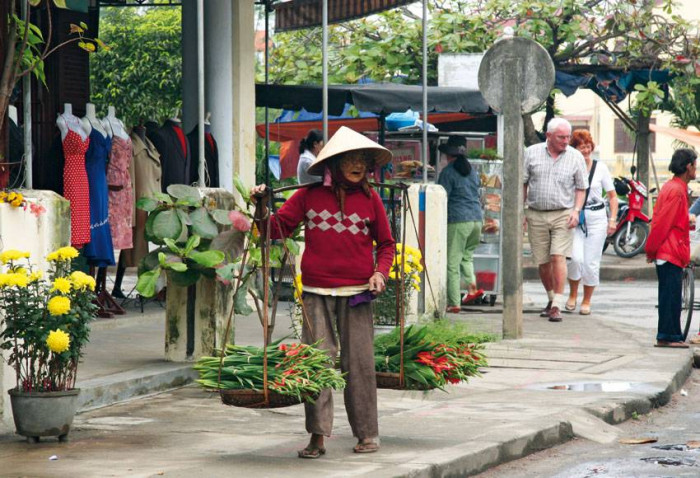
top-left (1, 0), bottom-right (101, 178)
top-left (266, 0), bottom-right (700, 143)
top-left (90, 7), bottom-right (182, 127)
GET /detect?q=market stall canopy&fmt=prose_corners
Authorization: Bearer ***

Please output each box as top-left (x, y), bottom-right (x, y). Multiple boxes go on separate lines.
top-left (555, 69), bottom-right (673, 103)
top-left (649, 124), bottom-right (700, 149)
top-left (272, 0), bottom-right (414, 31)
top-left (256, 112), bottom-right (476, 142)
top-left (255, 83), bottom-right (491, 116)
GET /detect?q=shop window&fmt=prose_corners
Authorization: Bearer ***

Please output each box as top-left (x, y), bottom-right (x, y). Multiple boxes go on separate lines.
top-left (615, 118), bottom-right (656, 153)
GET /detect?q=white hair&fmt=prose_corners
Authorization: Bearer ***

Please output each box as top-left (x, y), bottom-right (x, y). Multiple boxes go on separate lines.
top-left (546, 118), bottom-right (572, 133)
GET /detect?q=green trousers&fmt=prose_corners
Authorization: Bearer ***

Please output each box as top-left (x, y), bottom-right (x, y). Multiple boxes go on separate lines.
top-left (446, 221), bottom-right (482, 307)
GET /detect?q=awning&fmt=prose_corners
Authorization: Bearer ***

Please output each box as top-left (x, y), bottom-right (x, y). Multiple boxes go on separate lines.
top-left (650, 124), bottom-right (700, 149)
top-left (256, 112), bottom-right (475, 142)
top-left (273, 0), bottom-right (414, 32)
top-left (256, 83), bottom-right (491, 116)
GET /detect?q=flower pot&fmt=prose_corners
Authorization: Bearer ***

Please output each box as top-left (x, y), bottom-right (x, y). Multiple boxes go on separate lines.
top-left (8, 388), bottom-right (80, 443)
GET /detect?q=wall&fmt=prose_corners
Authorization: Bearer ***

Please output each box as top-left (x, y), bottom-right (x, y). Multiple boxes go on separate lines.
top-left (0, 191), bottom-right (70, 433)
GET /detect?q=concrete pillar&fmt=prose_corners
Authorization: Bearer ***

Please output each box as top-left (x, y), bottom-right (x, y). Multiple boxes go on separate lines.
top-left (1, 190), bottom-right (70, 432)
top-left (164, 188), bottom-right (236, 362)
top-left (406, 184), bottom-right (448, 318)
top-left (182, 0), bottom-right (256, 193)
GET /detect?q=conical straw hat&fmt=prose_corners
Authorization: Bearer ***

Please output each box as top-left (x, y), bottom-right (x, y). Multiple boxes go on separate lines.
top-left (307, 126), bottom-right (393, 176)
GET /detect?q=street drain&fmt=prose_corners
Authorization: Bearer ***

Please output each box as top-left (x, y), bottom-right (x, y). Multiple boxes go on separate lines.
top-left (529, 381), bottom-right (637, 392)
top-left (640, 456), bottom-right (696, 467)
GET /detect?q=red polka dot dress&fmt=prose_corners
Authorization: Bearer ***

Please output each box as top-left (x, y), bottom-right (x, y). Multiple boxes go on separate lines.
top-left (62, 127), bottom-right (91, 247)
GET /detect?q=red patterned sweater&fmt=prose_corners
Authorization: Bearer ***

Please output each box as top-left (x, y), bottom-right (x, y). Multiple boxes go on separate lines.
top-left (270, 185), bottom-right (395, 288)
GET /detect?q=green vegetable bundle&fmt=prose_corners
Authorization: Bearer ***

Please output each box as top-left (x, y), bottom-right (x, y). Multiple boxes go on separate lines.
top-left (374, 324), bottom-right (488, 390)
top-left (194, 340), bottom-right (345, 403)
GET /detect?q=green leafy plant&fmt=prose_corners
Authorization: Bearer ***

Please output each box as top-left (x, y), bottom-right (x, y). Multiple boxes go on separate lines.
top-left (135, 180), bottom-right (302, 341)
top-left (194, 339), bottom-right (345, 403)
top-left (374, 322), bottom-right (489, 390)
top-left (135, 184), bottom-right (240, 297)
top-left (0, 247), bottom-right (98, 392)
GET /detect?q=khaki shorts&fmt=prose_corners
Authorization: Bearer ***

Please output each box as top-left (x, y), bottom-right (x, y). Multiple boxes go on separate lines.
top-left (526, 208), bottom-right (574, 265)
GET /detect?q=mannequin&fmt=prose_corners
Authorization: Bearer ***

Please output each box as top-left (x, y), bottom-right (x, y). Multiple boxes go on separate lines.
top-left (114, 124), bottom-right (162, 299)
top-left (57, 103), bottom-right (88, 141)
top-left (82, 103), bottom-right (108, 138)
top-left (104, 106), bottom-right (129, 140)
top-left (82, 103), bottom-right (120, 317)
top-left (56, 102), bottom-right (91, 247)
top-left (105, 106), bottom-right (135, 298)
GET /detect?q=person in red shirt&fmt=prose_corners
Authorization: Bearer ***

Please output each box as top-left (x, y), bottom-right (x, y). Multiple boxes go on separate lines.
top-left (251, 126), bottom-right (395, 458)
top-left (646, 148), bottom-right (697, 348)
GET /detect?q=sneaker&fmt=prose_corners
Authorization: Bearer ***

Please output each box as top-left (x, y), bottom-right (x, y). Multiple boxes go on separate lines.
top-left (446, 306), bottom-right (461, 314)
top-left (548, 306), bottom-right (563, 322)
top-left (539, 301), bottom-right (553, 318)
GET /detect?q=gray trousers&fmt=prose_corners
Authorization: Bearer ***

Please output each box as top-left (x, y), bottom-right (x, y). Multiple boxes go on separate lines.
top-left (301, 293), bottom-right (378, 440)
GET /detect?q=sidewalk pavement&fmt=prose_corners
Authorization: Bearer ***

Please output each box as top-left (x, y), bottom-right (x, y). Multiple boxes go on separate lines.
top-left (0, 272), bottom-right (696, 477)
top-left (523, 244), bottom-right (657, 281)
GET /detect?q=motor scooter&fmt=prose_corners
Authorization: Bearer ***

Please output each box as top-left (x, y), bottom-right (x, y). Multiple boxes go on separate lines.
top-left (603, 167), bottom-right (653, 258)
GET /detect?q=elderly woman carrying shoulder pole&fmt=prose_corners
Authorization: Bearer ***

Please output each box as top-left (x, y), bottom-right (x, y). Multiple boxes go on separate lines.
top-left (251, 126), bottom-right (395, 458)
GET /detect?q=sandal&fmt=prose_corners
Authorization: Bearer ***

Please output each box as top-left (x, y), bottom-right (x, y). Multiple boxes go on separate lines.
top-left (564, 301), bottom-right (576, 312)
top-left (462, 289), bottom-right (485, 305)
top-left (654, 341), bottom-right (689, 349)
top-left (353, 440), bottom-right (380, 454)
top-left (298, 446), bottom-right (326, 459)
top-left (579, 304), bottom-right (591, 315)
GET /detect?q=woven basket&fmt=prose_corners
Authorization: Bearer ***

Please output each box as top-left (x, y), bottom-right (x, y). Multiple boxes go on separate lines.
top-left (375, 372), bottom-right (435, 391)
top-left (219, 389), bottom-right (311, 409)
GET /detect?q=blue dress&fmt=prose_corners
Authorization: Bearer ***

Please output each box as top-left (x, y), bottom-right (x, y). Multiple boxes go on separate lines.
top-left (83, 128), bottom-right (116, 267)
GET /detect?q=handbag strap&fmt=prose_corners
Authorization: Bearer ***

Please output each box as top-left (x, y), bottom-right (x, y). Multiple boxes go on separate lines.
top-left (582, 161), bottom-right (597, 209)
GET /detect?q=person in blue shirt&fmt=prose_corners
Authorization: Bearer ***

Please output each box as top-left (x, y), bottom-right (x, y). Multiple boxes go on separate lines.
top-left (437, 136), bottom-right (484, 313)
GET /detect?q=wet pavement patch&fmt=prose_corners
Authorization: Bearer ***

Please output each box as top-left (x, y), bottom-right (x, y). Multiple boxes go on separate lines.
top-left (527, 381), bottom-right (639, 392)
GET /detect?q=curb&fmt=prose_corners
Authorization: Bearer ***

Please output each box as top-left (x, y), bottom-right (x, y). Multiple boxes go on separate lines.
top-left (77, 363), bottom-right (197, 412)
top-left (405, 421), bottom-right (574, 478)
top-left (524, 265), bottom-right (656, 281)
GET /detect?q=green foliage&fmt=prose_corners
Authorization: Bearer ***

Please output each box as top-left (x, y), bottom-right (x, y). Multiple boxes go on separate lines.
top-left (90, 7), bottom-right (182, 126)
top-left (0, 248), bottom-right (98, 392)
top-left (265, 1), bottom-right (699, 93)
top-left (194, 340), bottom-right (346, 402)
top-left (373, 323), bottom-right (489, 390)
top-left (136, 184), bottom-right (239, 297)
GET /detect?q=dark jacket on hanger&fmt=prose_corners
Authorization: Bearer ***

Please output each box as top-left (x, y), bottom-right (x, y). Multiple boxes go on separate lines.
top-left (147, 119), bottom-right (190, 191)
top-left (187, 125), bottom-right (219, 188)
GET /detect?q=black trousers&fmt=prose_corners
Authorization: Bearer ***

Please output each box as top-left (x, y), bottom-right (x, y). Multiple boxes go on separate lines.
top-left (656, 262), bottom-right (683, 342)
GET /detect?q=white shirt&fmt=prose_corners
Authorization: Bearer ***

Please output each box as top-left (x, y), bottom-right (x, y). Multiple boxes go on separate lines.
top-left (585, 161), bottom-right (614, 207)
top-left (297, 150), bottom-right (321, 184)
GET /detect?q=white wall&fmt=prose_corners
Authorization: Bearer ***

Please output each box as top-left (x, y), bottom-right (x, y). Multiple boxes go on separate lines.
top-left (0, 191), bottom-right (70, 432)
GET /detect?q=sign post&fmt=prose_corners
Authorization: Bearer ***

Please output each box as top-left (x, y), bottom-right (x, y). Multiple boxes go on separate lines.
top-left (478, 37), bottom-right (555, 339)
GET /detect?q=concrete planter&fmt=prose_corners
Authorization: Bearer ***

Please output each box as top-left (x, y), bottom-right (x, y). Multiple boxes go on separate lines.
top-left (8, 388), bottom-right (80, 442)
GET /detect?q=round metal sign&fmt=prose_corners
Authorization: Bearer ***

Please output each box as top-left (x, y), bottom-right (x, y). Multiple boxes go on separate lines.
top-left (478, 37), bottom-right (555, 114)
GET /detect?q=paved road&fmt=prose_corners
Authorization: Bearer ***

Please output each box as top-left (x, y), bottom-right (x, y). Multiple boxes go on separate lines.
top-left (475, 369), bottom-right (700, 478)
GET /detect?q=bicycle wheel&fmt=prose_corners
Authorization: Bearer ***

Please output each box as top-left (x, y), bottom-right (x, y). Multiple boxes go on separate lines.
top-left (682, 266), bottom-right (695, 341)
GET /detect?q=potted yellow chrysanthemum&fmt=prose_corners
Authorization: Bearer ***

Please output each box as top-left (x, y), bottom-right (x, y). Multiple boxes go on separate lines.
top-left (0, 246), bottom-right (97, 443)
